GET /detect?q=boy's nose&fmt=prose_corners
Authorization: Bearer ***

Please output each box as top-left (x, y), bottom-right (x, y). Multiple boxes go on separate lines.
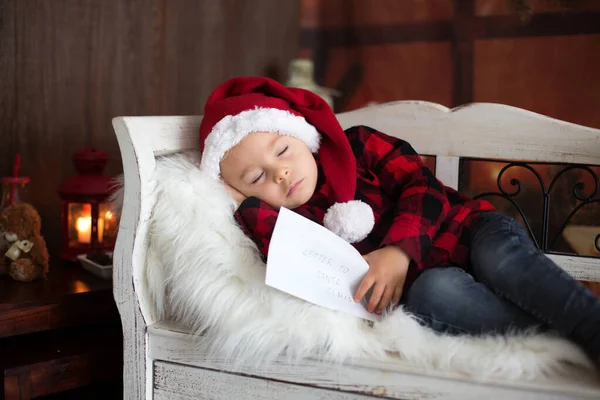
top-left (274, 167), bottom-right (290, 182)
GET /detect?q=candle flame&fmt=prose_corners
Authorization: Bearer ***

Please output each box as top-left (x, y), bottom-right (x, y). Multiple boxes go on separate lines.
top-left (76, 217), bottom-right (91, 232)
top-left (76, 216), bottom-right (92, 244)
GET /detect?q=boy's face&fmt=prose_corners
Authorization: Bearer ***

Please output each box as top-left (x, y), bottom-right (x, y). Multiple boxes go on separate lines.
top-left (220, 131), bottom-right (319, 210)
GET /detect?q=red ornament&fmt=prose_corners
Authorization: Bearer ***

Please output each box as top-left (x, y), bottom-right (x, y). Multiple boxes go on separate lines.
top-left (58, 148), bottom-right (118, 261)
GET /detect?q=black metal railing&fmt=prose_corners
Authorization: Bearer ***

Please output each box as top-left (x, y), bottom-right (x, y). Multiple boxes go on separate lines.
top-left (472, 162), bottom-right (600, 254)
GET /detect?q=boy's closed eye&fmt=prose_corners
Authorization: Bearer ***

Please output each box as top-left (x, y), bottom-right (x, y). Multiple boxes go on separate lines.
top-left (251, 172), bottom-right (264, 184)
top-left (277, 146), bottom-right (288, 156)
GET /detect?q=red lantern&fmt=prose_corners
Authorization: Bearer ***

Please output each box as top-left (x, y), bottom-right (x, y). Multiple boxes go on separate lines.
top-left (58, 148), bottom-right (118, 261)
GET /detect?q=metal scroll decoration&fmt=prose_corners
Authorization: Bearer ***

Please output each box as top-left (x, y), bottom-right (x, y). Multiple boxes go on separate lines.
top-left (473, 162), bottom-right (600, 254)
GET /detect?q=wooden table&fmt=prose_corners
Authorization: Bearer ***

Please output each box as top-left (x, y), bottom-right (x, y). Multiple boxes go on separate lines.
top-left (0, 262), bottom-right (123, 399)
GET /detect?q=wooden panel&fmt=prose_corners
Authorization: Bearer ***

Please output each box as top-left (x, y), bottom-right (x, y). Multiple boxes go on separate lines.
top-left (324, 43), bottom-right (452, 111)
top-left (435, 156), bottom-right (460, 189)
top-left (149, 327), bottom-right (600, 400)
top-left (9, 355), bottom-right (94, 398)
top-left (0, 264), bottom-right (112, 313)
top-left (475, 0), bottom-right (600, 16)
top-left (336, 102), bottom-right (600, 165)
top-left (3, 0), bottom-right (163, 258)
top-left (474, 35), bottom-right (600, 129)
top-left (154, 361), bottom-right (373, 400)
top-left (2, 324), bottom-right (122, 399)
top-left (162, 0), bottom-right (300, 114)
top-left (548, 255), bottom-right (600, 296)
top-left (300, 0), bottom-right (454, 28)
top-left (114, 102), bottom-right (600, 179)
top-left (422, 155), bottom-right (436, 173)
top-left (0, 264), bottom-right (118, 338)
top-left (112, 115), bottom-right (164, 399)
top-left (4, 373), bottom-right (30, 400)
top-left (0, 296), bottom-right (118, 339)
top-left (0, 0), bottom-right (299, 257)
top-left (0, 0), bottom-right (16, 182)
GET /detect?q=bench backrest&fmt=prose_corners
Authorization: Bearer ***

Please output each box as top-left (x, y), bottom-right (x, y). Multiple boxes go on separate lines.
top-left (112, 100), bottom-right (600, 328)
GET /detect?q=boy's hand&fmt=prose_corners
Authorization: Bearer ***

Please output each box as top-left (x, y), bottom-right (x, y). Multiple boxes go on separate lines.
top-left (223, 183), bottom-right (247, 206)
top-left (354, 246), bottom-right (410, 314)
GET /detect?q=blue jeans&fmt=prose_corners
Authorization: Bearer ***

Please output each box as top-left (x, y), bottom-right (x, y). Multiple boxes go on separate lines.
top-left (402, 212), bottom-right (600, 361)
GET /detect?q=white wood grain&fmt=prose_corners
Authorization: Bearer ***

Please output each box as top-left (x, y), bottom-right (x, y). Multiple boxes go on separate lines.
top-left (154, 361), bottom-right (374, 400)
top-left (336, 101), bottom-right (600, 165)
top-left (121, 115), bottom-right (203, 156)
top-left (148, 326), bottom-right (600, 400)
top-left (435, 156), bottom-right (460, 190)
top-left (549, 254), bottom-right (600, 282)
top-left (113, 102), bottom-right (600, 165)
top-left (112, 117), bottom-right (154, 400)
top-left (111, 101), bottom-right (600, 400)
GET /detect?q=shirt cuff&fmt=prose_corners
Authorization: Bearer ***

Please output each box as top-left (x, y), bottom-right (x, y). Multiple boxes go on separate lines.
top-left (380, 231), bottom-right (429, 270)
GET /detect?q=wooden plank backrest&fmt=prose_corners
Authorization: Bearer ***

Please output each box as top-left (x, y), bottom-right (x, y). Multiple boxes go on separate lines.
top-left (114, 100), bottom-right (600, 321)
top-left (112, 101), bottom-right (600, 398)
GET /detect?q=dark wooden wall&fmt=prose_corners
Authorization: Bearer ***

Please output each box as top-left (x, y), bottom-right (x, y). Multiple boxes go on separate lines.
top-left (300, 0), bottom-right (600, 128)
top-left (0, 0), bottom-right (300, 257)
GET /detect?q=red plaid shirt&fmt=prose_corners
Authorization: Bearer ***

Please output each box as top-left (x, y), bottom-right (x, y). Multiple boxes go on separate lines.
top-left (234, 125), bottom-right (495, 289)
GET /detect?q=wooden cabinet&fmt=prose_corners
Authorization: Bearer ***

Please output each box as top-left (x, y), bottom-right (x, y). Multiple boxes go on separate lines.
top-left (1, 263), bottom-right (123, 399)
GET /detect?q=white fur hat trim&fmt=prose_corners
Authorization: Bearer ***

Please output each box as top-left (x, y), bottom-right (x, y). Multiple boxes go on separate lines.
top-left (200, 107), bottom-right (320, 180)
top-left (323, 200), bottom-right (375, 243)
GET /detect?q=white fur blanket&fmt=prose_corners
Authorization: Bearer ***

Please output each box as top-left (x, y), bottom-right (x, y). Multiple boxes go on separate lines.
top-left (120, 153), bottom-right (598, 384)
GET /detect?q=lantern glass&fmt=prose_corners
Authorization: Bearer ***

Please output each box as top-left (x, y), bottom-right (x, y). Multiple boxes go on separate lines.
top-left (67, 202), bottom-right (118, 246)
top-left (99, 202), bottom-right (118, 244)
top-left (68, 202), bottom-right (93, 245)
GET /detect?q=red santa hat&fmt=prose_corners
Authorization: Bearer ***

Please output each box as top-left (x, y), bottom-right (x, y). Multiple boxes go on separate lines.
top-left (198, 76), bottom-right (374, 243)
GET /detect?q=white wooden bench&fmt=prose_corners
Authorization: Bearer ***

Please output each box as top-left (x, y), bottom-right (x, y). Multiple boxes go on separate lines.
top-left (112, 101), bottom-right (600, 400)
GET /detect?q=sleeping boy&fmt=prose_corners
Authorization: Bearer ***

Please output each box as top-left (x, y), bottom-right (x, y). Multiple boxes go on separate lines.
top-left (197, 76), bottom-right (600, 367)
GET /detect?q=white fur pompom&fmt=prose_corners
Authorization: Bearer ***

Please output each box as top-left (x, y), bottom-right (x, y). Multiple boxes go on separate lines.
top-left (323, 200), bottom-right (375, 243)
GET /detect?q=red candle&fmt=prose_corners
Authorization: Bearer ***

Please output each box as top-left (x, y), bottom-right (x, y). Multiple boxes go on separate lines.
top-left (9, 154), bottom-right (21, 205)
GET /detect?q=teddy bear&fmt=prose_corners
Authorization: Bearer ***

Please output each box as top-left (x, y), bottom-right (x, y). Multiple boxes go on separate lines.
top-left (0, 203), bottom-right (50, 282)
